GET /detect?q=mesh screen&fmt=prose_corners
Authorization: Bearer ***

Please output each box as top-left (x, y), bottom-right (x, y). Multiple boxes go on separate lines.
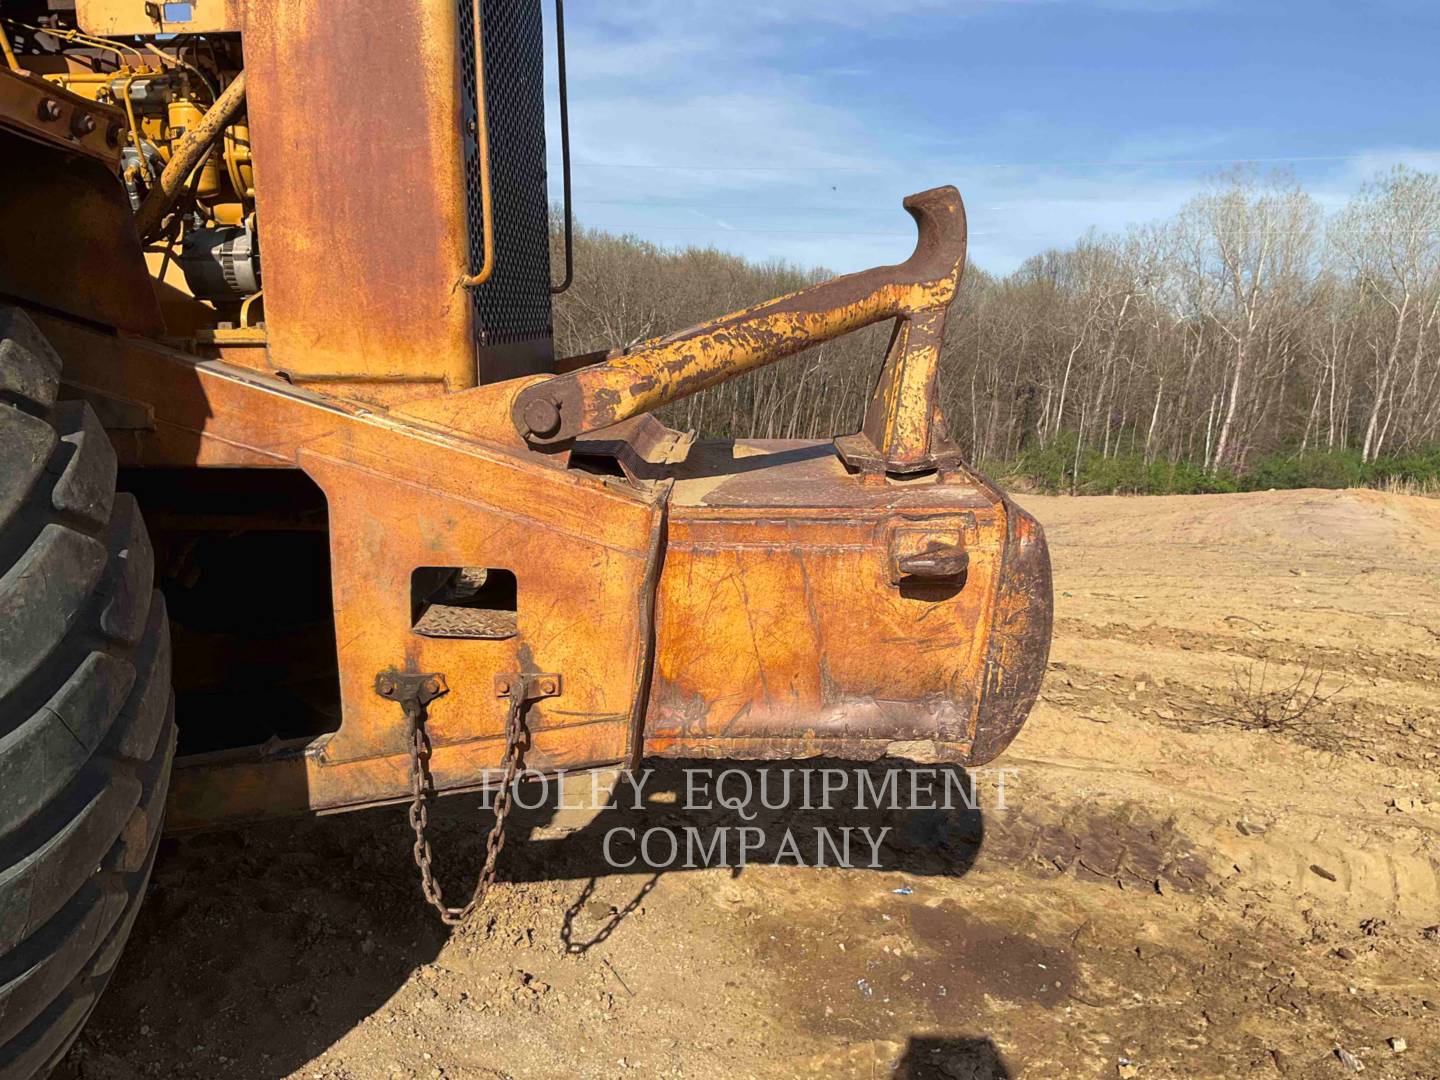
top-left (460, 0), bottom-right (554, 377)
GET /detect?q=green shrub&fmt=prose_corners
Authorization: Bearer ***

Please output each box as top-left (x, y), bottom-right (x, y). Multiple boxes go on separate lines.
top-left (1004, 436), bottom-right (1240, 495)
top-left (1365, 444), bottom-right (1440, 488)
top-left (1242, 449), bottom-right (1365, 491)
top-left (994, 441), bottom-right (1440, 496)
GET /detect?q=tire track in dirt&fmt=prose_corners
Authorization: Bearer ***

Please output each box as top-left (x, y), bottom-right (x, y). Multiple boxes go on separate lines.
top-left (1054, 616), bottom-right (1440, 688)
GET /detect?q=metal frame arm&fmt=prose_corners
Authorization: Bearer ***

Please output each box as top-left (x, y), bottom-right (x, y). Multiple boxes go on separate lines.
top-left (511, 185), bottom-right (967, 471)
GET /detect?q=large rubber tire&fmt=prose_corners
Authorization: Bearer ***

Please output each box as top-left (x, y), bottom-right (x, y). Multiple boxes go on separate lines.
top-left (0, 308), bottom-right (174, 1080)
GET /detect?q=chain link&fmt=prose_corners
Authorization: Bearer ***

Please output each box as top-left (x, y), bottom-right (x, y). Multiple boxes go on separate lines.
top-left (407, 689), bottom-right (528, 925)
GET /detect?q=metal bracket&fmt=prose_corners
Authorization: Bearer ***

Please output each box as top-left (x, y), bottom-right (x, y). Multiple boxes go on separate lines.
top-left (494, 672), bottom-right (562, 701)
top-left (375, 671), bottom-right (449, 716)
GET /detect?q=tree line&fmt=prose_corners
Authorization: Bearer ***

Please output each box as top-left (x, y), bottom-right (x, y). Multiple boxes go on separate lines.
top-left (551, 166), bottom-right (1440, 493)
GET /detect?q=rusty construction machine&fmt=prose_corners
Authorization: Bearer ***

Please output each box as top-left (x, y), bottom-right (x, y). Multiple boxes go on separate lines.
top-left (0, 0), bottom-right (1052, 1073)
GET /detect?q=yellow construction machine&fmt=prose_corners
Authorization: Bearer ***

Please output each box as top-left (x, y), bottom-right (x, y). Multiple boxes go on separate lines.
top-left (0, 1), bottom-right (1051, 1072)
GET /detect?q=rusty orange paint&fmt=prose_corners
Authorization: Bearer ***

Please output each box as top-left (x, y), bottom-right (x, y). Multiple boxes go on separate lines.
top-left (42, 316), bottom-right (665, 827)
top-left (44, 311), bottom-right (1049, 829)
top-left (0, 76), bottom-right (163, 335)
top-left (644, 440), bottom-right (1049, 765)
top-left (241, 0), bottom-right (478, 394)
top-left (0, 66), bottom-right (127, 165)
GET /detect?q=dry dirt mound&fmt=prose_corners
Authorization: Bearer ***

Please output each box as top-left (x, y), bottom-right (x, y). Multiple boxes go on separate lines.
top-left (1026, 486), bottom-right (1440, 556)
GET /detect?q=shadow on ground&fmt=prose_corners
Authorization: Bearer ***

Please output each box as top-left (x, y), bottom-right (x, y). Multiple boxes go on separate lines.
top-left (896, 1035), bottom-right (1012, 1079)
top-left (59, 757), bottom-right (990, 1079)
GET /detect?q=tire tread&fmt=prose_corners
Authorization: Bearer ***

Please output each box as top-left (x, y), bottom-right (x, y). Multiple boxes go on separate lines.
top-left (0, 309), bottom-right (173, 1080)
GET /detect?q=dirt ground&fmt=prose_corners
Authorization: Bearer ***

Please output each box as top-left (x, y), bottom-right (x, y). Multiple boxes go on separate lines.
top-left (55, 488), bottom-right (1440, 1080)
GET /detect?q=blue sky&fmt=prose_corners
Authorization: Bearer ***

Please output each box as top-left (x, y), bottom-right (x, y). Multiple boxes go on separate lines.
top-left (542, 0), bottom-right (1440, 276)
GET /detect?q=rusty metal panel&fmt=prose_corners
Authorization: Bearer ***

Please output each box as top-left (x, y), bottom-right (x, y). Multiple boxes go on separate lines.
top-left (970, 499), bottom-right (1053, 763)
top-left (0, 67), bottom-right (125, 165)
top-left (299, 433), bottom-right (659, 766)
top-left (242, 0), bottom-right (476, 392)
top-left (163, 717), bottom-right (630, 829)
top-left (0, 123), bottom-right (163, 335)
top-left (644, 439), bottom-right (1050, 765)
top-left (40, 316), bottom-right (665, 828)
top-left (35, 309), bottom-right (1050, 832)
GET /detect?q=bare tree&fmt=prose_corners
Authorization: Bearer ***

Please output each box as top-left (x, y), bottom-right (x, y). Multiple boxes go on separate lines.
top-left (1331, 166), bottom-right (1440, 460)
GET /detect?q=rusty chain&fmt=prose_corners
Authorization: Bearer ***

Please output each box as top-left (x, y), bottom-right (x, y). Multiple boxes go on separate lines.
top-left (406, 688), bottom-right (527, 925)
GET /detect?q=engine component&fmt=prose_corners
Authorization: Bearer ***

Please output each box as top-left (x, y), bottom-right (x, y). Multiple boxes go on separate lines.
top-left (166, 97), bottom-right (223, 198)
top-left (119, 140), bottom-right (165, 210)
top-left (134, 69), bottom-right (247, 240)
top-left (108, 73), bottom-right (175, 116)
top-left (179, 219), bottom-right (259, 300)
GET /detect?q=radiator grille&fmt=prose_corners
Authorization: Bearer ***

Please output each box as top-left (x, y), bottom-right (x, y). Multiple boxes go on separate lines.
top-left (460, 0), bottom-right (554, 379)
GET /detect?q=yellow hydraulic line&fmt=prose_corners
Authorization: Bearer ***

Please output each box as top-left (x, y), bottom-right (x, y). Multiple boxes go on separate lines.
top-left (117, 74), bottom-right (157, 185)
top-left (134, 70), bottom-right (247, 240)
top-left (11, 20), bottom-right (142, 68)
top-left (72, 26), bottom-right (147, 67)
top-left (0, 24), bottom-right (21, 72)
top-left (456, 0), bottom-right (495, 288)
top-left (43, 72), bottom-right (118, 83)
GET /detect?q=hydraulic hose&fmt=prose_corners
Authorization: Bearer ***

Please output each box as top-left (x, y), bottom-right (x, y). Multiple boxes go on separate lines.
top-left (134, 69), bottom-right (246, 241)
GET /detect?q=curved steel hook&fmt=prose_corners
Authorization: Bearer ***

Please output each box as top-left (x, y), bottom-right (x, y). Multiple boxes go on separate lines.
top-left (512, 186), bottom-right (968, 447)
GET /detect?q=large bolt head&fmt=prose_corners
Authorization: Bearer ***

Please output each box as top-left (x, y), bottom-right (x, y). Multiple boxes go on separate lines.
top-left (522, 397), bottom-right (563, 439)
top-left (37, 98), bottom-right (62, 122)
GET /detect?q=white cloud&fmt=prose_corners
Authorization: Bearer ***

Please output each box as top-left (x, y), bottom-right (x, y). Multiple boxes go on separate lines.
top-left (543, 5), bottom-right (1440, 278)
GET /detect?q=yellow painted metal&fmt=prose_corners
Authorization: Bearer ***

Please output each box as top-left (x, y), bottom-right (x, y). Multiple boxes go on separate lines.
top-left (222, 120), bottom-right (254, 199)
top-left (857, 306), bottom-right (949, 471)
top-left (547, 278), bottom-right (952, 426)
top-left (165, 97), bottom-right (222, 199)
top-left (135, 69), bottom-right (245, 240)
top-left (76, 0), bottom-right (243, 36)
top-left (0, 24), bottom-right (21, 72)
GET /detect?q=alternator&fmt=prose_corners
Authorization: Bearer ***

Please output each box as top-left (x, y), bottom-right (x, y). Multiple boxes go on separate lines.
top-left (179, 218), bottom-right (260, 301)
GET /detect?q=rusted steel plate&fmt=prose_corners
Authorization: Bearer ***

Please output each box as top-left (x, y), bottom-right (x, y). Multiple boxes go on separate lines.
top-left (40, 315), bottom-right (665, 825)
top-left (971, 499), bottom-right (1053, 762)
top-left (37, 318), bottom-right (1049, 826)
top-left (0, 127), bottom-right (162, 335)
top-left (301, 439), bottom-right (659, 765)
top-left (644, 439), bottom-right (1051, 766)
top-left (242, 0), bottom-right (476, 393)
top-left (165, 717), bottom-right (631, 830)
top-left (0, 67), bottom-right (125, 165)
